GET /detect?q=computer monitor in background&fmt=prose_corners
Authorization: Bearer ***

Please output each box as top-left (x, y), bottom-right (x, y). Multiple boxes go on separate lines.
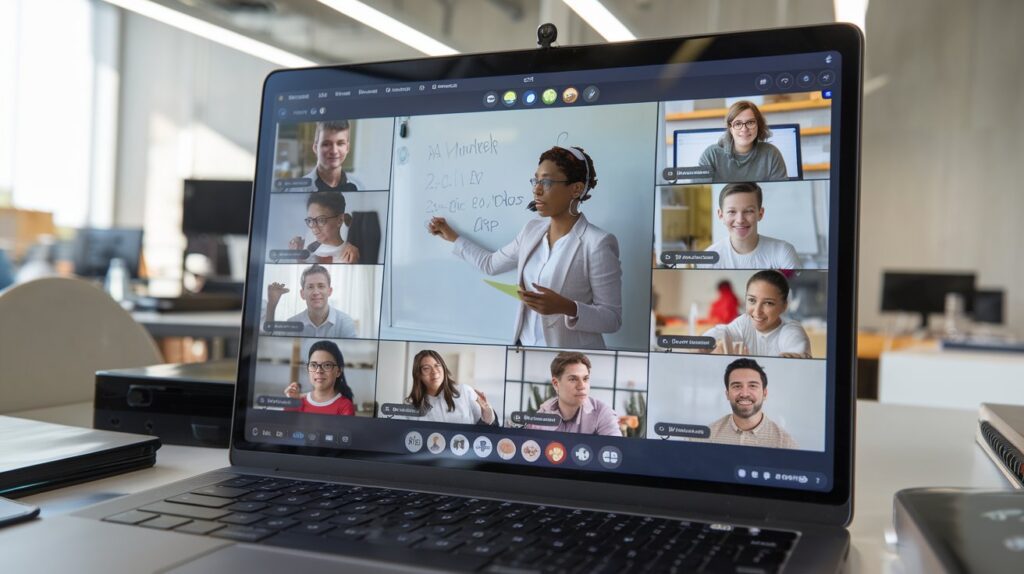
top-left (72, 228), bottom-right (144, 278)
top-left (182, 179), bottom-right (252, 236)
top-left (881, 271), bottom-right (976, 329)
top-left (673, 123), bottom-right (804, 180)
top-left (972, 289), bottom-right (1004, 325)
top-left (182, 179), bottom-right (252, 287)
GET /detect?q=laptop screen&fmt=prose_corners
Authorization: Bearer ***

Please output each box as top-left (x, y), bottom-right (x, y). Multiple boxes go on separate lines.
top-left (236, 27), bottom-right (859, 508)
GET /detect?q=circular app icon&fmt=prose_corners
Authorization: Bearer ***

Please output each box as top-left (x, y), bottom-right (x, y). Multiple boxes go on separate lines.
top-left (755, 74), bottom-right (773, 91)
top-left (571, 444), bottom-right (593, 466)
top-left (520, 440), bottom-right (542, 462)
top-left (496, 438), bottom-right (517, 460)
top-left (483, 91), bottom-right (498, 107)
top-left (796, 71), bottom-right (814, 88)
top-left (562, 87), bottom-right (578, 104)
top-left (427, 432), bottom-right (446, 454)
top-left (450, 434), bottom-right (470, 456)
top-left (502, 90), bottom-right (517, 106)
top-left (541, 89), bottom-right (558, 105)
top-left (523, 90), bottom-right (537, 106)
top-left (775, 73), bottom-right (795, 90)
top-left (544, 442), bottom-right (567, 464)
top-left (582, 85), bottom-right (600, 103)
top-left (473, 436), bottom-right (493, 457)
top-left (404, 431), bottom-right (423, 453)
top-left (598, 446), bottom-right (622, 469)
top-left (817, 70), bottom-right (835, 86)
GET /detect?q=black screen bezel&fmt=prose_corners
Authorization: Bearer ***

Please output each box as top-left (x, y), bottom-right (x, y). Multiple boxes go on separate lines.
top-left (230, 23), bottom-right (861, 518)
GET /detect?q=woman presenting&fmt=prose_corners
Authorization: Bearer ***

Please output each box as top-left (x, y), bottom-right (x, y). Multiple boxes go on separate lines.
top-left (284, 340), bottom-right (357, 415)
top-left (701, 270), bottom-right (812, 358)
top-left (699, 100), bottom-right (789, 182)
top-left (404, 350), bottom-right (496, 425)
top-left (428, 146), bottom-right (622, 350)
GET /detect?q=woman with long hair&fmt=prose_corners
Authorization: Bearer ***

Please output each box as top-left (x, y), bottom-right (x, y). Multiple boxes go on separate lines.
top-left (405, 350), bottom-right (495, 425)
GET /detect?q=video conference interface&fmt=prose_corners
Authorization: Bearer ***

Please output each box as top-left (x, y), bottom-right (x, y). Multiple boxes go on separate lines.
top-left (246, 61), bottom-right (839, 490)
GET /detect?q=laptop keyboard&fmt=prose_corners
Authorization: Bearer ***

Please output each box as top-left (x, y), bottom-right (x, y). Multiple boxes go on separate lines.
top-left (103, 475), bottom-right (796, 573)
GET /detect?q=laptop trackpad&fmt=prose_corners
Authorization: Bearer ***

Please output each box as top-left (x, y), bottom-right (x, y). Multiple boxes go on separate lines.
top-left (165, 544), bottom-right (429, 573)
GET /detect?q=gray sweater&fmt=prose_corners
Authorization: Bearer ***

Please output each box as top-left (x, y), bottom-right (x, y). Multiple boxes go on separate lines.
top-left (698, 141), bottom-right (789, 182)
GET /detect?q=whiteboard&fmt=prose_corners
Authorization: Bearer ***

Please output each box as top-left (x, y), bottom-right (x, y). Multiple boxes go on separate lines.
top-left (383, 104), bottom-right (657, 350)
top-left (673, 125), bottom-right (802, 179)
top-left (708, 180), bottom-right (824, 256)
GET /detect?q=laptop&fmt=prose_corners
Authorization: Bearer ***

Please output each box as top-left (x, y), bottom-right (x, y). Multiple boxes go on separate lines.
top-left (7, 23), bottom-right (862, 572)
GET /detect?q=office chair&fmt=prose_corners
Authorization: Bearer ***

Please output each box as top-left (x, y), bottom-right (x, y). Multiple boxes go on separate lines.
top-left (0, 277), bottom-right (162, 413)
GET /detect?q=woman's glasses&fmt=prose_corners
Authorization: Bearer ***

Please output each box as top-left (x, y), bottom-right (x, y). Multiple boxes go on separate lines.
top-left (729, 119), bottom-right (758, 131)
top-left (304, 214), bottom-right (342, 228)
top-left (307, 361), bottom-right (339, 372)
top-left (529, 177), bottom-right (570, 191)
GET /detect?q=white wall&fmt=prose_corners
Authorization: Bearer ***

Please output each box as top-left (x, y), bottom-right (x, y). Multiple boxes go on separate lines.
top-left (116, 12), bottom-right (275, 288)
top-left (857, 0), bottom-right (1024, 337)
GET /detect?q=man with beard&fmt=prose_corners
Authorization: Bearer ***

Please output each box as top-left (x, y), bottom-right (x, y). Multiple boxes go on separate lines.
top-left (705, 357), bottom-right (797, 449)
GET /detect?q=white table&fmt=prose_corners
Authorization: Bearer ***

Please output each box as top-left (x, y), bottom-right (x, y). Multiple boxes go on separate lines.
top-left (9, 400), bottom-right (1012, 573)
top-left (879, 347), bottom-right (1024, 408)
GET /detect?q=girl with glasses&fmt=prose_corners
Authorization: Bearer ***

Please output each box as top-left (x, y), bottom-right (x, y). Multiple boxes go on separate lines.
top-left (427, 146), bottom-right (622, 350)
top-left (698, 100), bottom-right (789, 182)
top-left (284, 340), bottom-right (356, 415)
top-left (401, 350), bottom-right (496, 425)
top-left (288, 192), bottom-right (360, 263)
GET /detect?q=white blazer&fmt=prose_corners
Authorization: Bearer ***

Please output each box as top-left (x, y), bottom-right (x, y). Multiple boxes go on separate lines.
top-left (452, 213), bottom-right (622, 349)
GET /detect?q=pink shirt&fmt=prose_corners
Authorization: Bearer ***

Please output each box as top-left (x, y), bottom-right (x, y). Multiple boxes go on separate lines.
top-left (528, 396), bottom-right (622, 436)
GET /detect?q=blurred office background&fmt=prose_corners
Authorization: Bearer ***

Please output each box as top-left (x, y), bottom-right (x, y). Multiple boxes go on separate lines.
top-left (1, 0), bottom-right (1022, 403)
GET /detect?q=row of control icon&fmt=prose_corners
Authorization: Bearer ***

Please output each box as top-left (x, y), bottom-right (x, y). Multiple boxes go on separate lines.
top-left (405, 431), bottom-right (622, 469)
top-left (483, 85), bottom-right (600, 108)
top-left (755, 70), bottom-right (834, 91)
top-left (250, 424), bottom-right (351, 446)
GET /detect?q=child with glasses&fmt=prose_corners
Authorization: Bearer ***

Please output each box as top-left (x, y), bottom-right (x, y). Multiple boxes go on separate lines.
top-left (288, 192), bottom-right (360, 263)
top-left (284, 340), bottom-right (356, 415)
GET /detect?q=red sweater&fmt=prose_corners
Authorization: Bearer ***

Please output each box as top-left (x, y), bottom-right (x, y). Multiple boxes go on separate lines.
top-left (297, 393), bottom-right (355, 415)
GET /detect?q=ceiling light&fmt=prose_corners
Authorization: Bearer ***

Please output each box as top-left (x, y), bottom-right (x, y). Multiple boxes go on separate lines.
top-left (102, 0), bottom-right (317, 67)
top-left (316, 0), bottom-right (459, 56)
top-left (562, 0), bottom-right (636, 42)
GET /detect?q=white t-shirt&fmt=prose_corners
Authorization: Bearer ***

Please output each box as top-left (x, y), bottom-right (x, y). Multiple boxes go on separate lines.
top-left (520, 231), bottom-right (574, 346)
top-left (702, 313), bottom-right (811, 357)
top-left (412, 384), bottom-right (488, 425)
top-left (702, 234), bottom-right (800, 269)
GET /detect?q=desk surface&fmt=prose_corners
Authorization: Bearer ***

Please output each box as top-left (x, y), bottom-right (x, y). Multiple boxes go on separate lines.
top-left (9, 400), bottom-right (1011, 574)
top-left (131, 310), bottom-right (241, 338)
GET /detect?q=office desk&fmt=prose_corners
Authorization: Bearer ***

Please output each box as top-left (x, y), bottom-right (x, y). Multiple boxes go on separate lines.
top-left (132, 310), bottom-right (242, 360)
top-left (9, 401), bottom-right (1011, 573)
top-left (131, 310), bottom-right (241, 339)
top-left (879, 346), bottom-right (1024, 408)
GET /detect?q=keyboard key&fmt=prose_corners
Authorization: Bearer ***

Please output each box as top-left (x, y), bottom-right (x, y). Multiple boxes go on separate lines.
top-left (367, 532), bottom-right (425, 547)
top-left (104, 510), bottom-right (158, 525)
top-left (420, 524), bottom-right (461, 538)
top-left (254, 480), bottom-right (295, 491)
top-left (210, 526), bottom-right (274, 543)
top-left (276, 494), bottom-right (315, 506)
top-left (328, 514), bottom-right (374, 527)
top-left (192, 485), bottom-right (252, 499)
top-left (326, 526), bottom-right (372, 540)
top-left (140, 501), bottom-right (229, 521)
top-left (415, 537), bottom-right (464, 552)
top-left (225, 501), bottom-right (268, 513)
top-left (175, 520), bottom-right (225, 535)
top-left (309, 498), bottom-right (350, 510)
top-left (215, 477), bottom-right (262, 488)
top-left (292, 509), bottom-right (336, 522)
top-left (455, 542), bottom-right (504, 558)
top-left (141, 515), bottom-right (192, 530)
top-left (166, 493), bottom-right (235, 508)
top-left (289, 522), bottom-right (336, 536)
top-left (263, 505), bottom-right (303, 517)
top-left (219, 513), bottom-right (264, 526)
top-left (268, 532), bottom-right (491, 571)
top-left (256, 517), bottom-right (300, 531)
top-left (240, 491), bottom-right (281, 503)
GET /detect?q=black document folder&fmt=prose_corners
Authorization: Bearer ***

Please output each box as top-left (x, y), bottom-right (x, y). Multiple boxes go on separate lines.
top-left (0, 416), bottom-right (161, 498)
